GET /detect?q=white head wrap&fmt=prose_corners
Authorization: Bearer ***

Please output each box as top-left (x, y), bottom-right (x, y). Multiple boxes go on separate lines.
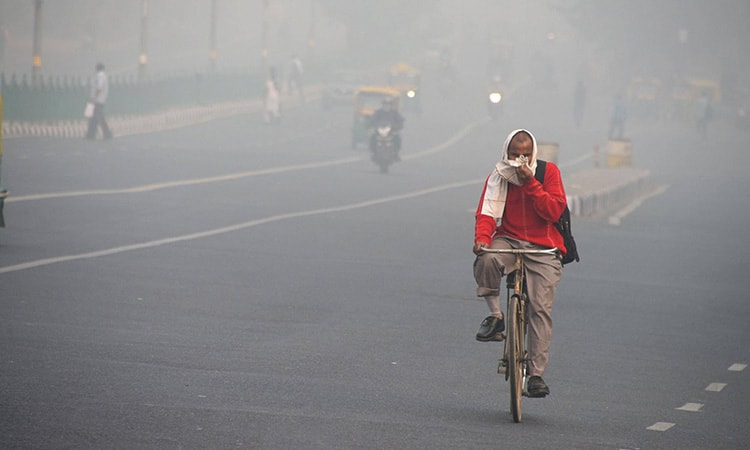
top-left (480, 129), bottom-right (538, 221)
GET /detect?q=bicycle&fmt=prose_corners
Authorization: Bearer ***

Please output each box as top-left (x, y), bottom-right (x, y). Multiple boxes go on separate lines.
top-left (479, 246), bottom-right (559, 423)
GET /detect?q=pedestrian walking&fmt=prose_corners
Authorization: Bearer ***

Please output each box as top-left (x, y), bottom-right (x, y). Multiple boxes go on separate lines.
top-left (695, 90), bottom-right (713, 138)
top-left (287, 54), bottom-right (305, 101)
top-left (263, 67), bottom-right (281, 124)
top-left (85, 63), bottom-right (112, 140)
top-left (608, 94), bottom-right (627, 140)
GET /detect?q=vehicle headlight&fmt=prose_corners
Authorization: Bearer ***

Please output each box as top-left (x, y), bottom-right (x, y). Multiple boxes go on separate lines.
top-left (407, 90), bottom-right (416, 98)
top-left (377, 126), bottom-right (391, 136)
top-left (489, 92), bottom-right (502, 103)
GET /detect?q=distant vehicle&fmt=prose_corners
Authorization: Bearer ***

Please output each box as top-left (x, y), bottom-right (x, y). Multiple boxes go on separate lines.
top-left (387, 63), bottom-right (421, 114)
top-left (351, 86), bottom-right (400, 149)
top-left (669, 78), bottom-right (721, 121)
top-left (320, 70), bottom-right (368, 110)
top-left (487, 75), bottom-right (506, 119)
top-left (370, 124), bottom-right (399, 174)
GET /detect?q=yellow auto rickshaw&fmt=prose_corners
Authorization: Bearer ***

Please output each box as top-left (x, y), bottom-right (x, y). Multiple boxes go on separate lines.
top-left (670, 78), bottom-right (721, 121)
top-left (387, 63), bottom-right (421, 113)
top-left (352, 86), bottom-right (400, 149)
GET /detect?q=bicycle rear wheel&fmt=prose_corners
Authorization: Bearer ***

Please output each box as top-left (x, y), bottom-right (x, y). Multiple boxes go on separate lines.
top-left (507, 293), bottom-right (524, 422)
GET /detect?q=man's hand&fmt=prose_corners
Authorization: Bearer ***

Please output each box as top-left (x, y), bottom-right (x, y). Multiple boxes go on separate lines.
top-left (516, 163), bottom-right (533, 184)
top-left (473, 241), bottom-right (489, 255)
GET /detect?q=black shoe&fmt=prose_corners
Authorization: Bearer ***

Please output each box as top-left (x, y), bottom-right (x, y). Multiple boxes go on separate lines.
top-left (475, 315), bottom-right (504, 342)
top-left (527, 376), bottom-right (550, 398)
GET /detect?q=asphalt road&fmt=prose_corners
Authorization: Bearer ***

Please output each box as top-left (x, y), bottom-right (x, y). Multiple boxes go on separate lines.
top-left (1, 76), bottom-right (749, 449)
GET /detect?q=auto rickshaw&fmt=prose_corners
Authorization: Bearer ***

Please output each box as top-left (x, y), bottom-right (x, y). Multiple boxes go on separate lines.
top-left (387, 63), bottom-right (421, 113)
top-left (351, 86), bottom-right (400, 149)
top-left (669, 78), bottom-right (721, 122)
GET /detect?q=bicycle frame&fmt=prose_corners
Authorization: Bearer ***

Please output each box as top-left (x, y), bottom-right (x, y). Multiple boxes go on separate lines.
top-left (479, 246), bottom-right (558, 423)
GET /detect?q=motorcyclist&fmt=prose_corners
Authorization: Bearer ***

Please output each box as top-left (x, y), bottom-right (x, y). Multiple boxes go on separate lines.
top-left (369, 98), bottom-right (405, 159)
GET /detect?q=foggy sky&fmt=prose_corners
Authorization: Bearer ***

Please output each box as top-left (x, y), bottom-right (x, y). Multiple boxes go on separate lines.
top-left (0, 1), bottom-right (748, 96)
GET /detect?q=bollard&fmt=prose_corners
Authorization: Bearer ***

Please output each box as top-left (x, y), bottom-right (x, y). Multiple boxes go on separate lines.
top-left (0, 93), bottom-right (6, 226)
top-left (537, 141), bottom-right (559, 163)
top-left (605, 139), bottom-right (632, 168)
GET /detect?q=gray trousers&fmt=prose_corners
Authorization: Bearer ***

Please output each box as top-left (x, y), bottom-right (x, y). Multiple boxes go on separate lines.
top-left (473, 236), bottom-right (562, 377)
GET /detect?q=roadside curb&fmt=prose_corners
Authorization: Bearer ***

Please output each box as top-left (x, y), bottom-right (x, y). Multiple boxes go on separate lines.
top-left (565, 167), bottom-right (654, 218)
top-left (1, 88), bottom-right (319, 139)
top-left (1, 99), bottom-right (265, 139)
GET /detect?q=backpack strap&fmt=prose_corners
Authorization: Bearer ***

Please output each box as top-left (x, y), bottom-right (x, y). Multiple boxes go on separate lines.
top-left (534, 159), bottom-right (547, 184)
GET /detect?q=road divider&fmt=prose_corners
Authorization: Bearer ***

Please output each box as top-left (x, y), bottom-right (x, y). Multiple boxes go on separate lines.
top-left (564, 166), bottom-right (654, 218)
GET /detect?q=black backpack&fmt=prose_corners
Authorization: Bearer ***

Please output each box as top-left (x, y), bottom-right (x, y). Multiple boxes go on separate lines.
top-left (534, 160), bottom-right (580, 266)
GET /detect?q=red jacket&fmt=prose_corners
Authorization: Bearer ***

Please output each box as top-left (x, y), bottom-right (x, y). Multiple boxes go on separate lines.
top-left (475, 161), bottom-right (568, 255)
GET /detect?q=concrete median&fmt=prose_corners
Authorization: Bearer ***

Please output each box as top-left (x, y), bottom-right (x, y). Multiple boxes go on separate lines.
top-left (565, 166), bottom-right (653, 218)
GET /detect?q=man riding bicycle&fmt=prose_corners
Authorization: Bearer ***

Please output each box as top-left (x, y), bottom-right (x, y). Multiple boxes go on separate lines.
top-left (472, 129), bottom-right (568, 398)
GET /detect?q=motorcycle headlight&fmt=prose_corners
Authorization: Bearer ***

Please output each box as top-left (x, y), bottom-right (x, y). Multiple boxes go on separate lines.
top-left (377, 126), bottom-right (391, 136)
top-left (489, 92), bottom-right (502, 103)
top-left (407, 90), bottom-right (416, 98)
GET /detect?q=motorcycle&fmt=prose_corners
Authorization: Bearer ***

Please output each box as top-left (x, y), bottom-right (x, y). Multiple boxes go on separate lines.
top-left (370, 124), bottom-right (399, 174)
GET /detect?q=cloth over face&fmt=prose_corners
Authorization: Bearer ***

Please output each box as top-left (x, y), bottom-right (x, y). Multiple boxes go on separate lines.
top-left (480, 129), bottom-right (539, 222)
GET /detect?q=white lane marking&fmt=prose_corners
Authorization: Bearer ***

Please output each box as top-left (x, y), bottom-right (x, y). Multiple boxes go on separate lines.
top-left (7, 119), bottom-right (487, 203)
top-left (676, 402), bottom-right (703, 412)
top-left (608, 184), bottom-right (668, 226)
top-left (6, 157), bottom-right (363, 202)
top-left (705, 383), bottom-right (727, 392)
top-left (729, 363), bottom-right (747, 371)
top-left (0, 179), bottom-right (480, 275)
top-left (647, 422), bottom-right (675, 431)
top-left (403, 118), bottom-right (488, 159)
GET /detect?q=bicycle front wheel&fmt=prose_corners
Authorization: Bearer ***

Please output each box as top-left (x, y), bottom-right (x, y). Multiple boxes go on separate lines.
top-left (507, 293), bottom-right (525, 423)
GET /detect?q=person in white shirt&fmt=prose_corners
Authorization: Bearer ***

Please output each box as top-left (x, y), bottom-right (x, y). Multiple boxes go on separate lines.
top-left (85, 63), bottom-right (113, 140)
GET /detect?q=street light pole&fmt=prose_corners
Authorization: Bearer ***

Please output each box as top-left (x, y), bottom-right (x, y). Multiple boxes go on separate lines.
top-left (32, 0), bottom-right (43, 82)
top-left (138, 0), bottom-right (149, 81)
top-left (210, 0), bottom-right (217, 71)
top-left (260, 0), bottom-right (269, 71)
top-left (307, 0), bottom-right (315, 63)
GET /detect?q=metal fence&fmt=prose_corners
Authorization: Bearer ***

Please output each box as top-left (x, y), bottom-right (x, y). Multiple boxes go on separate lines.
top-left (0, 70), bottom-right (266, 122)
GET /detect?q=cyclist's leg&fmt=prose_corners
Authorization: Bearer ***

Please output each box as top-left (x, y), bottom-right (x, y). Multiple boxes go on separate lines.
top-left (473, 237), bottom-right (516, 340)
top-left (524, 251), bottom-right (562, 377)
top-left (473, 236), bottom-right (516, 299)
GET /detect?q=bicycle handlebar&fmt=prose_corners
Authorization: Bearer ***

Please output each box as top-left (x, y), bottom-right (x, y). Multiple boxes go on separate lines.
top-left (479, 247), bottom-right (558, 255)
